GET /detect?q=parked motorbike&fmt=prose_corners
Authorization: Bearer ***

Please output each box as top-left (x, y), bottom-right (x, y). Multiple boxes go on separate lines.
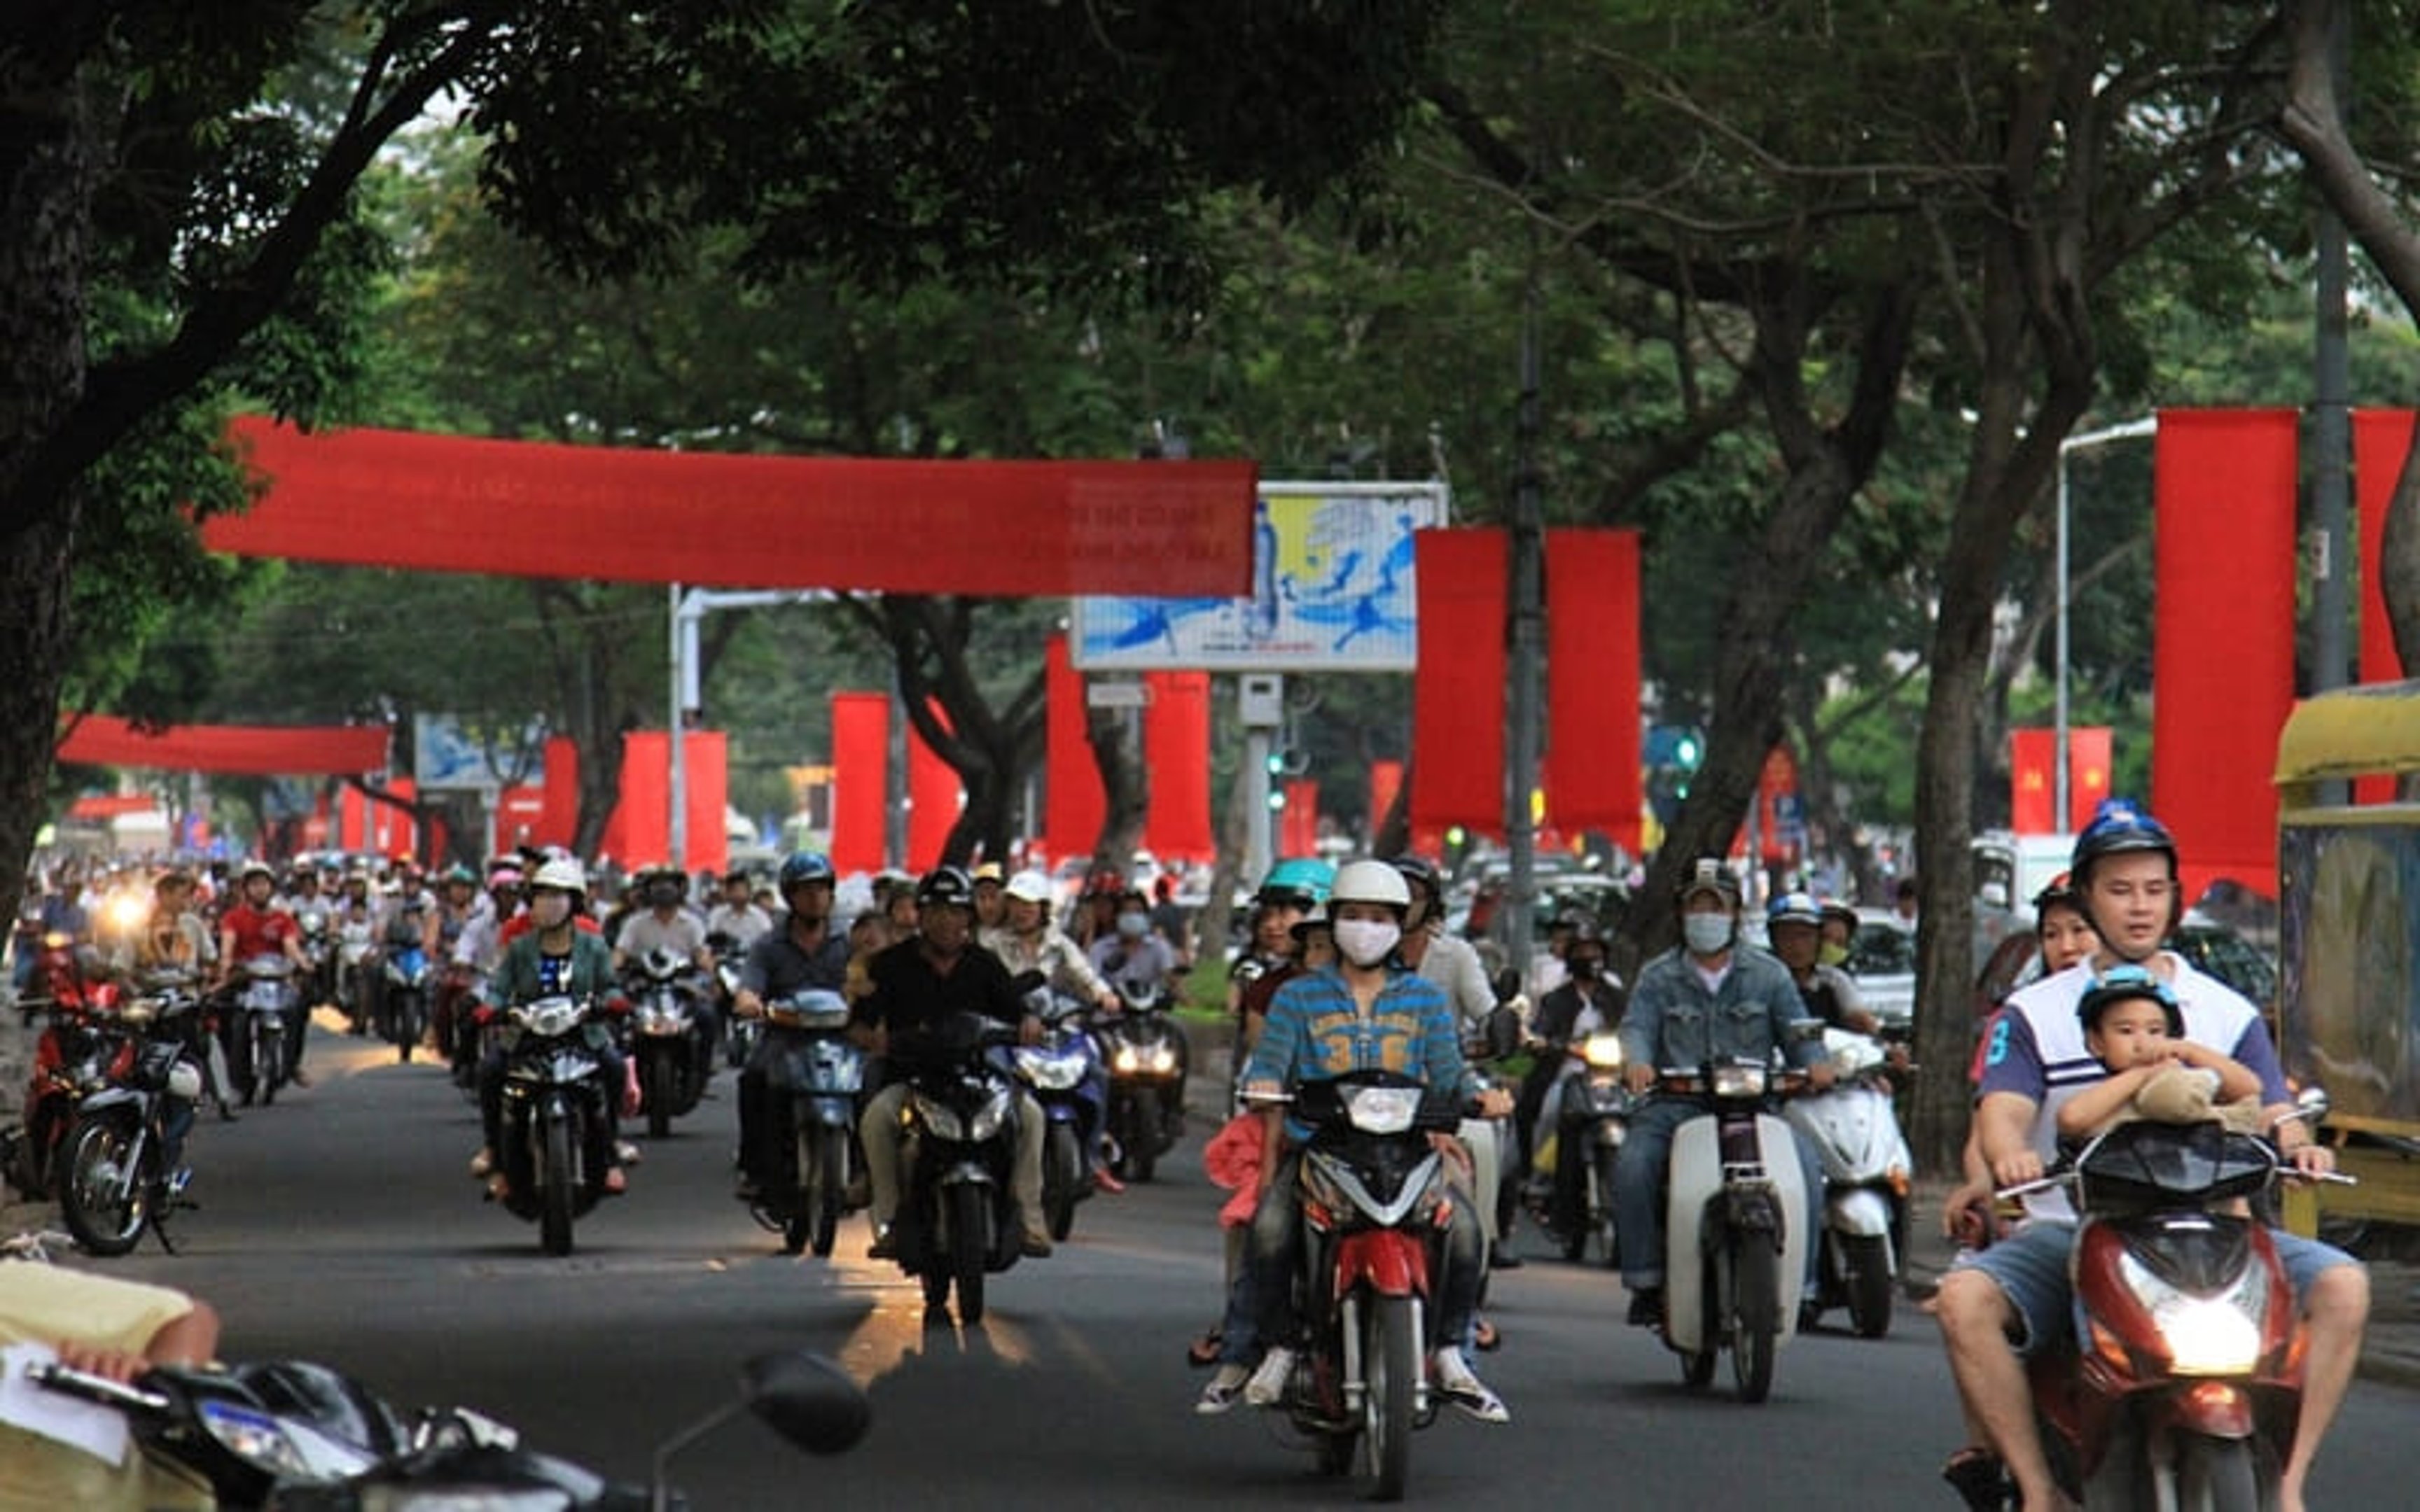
top-left (13, 1345), bottom-right (866, 1508)
top-left (1783, 1027), bottom-right (1913, 1338)
top-left (490, 993), bottom-right (620, 1256)
top-left (1533, 1029), bottom-right (1636, 1266)
top-left (223, 955), bottom-right (298, 1107)
top-left (380, 941), bottom-right (433, 1063)
top-left (1099, 977), bottom-right (1188, 1182)
top-left (1011, 983), bottom-right (1107, 1242)
top-left (57, 981), bottom-right (206, 1256)
top-left (3, 988), bottom-right (132, 1200)
top-left (753, 988), bottom-right (865, 1257)
top-left (1987, 1100), bottom-right (2350, 1511)
top-left (1249, 1070), bottom-right (1465, 1502)
top-left (1648, 1057), bottom-right (1813, 1404)
top-left (626, 947), bottom-right (711, 1139)
top-left (888, 1011), bottom-right (1031, 1325)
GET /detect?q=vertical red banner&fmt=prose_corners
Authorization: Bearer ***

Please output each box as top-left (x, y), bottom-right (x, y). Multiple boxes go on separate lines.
top-left (681, 731), bottom-right (730, 876)
top-left (2010, 729), bottom-right (2056, 835)
top-left (1543, 528), bottom-right (1643, 854)
top-left (1045, 632), bottom-right (1104, 867)
top-left (538, 736), bottom-right (580, 852)
top-left (907, 704), bottom-right (961, 872)
top-left (1143, 671), bottom-right (1214, 862)
top-left (2067, 726), bottom-right (2113, 834)
top-left (600, 732), bottom-right (668, 866)
top-left (2153, 410), bottom-right (2298, 901)
top-left (829, 692), bottom-right (891, 877)
top-left (1283, 780), bottom-right (1321, 855)
top-left (2355, 410), bottom-right (2415, 804)
top-left (1756, 746), bottom-right (1800, 865)
top-left (1368, 759), bottom-right (1405, 841)
top-left (1411, 529), bottom-right (1507, 836)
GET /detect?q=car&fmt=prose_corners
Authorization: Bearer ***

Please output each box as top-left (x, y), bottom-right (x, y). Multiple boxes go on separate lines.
top-left (1970, 909), bottom-right (2276, 1016)
top-left (1843, 912), bottom-right (1916, 1029)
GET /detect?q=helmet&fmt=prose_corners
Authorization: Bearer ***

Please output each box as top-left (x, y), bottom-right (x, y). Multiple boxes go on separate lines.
top-left (1566, 916), bottom-right (1604, 946)
top-left (529, 858), bottom-right (587, 897)
top-left (1767, 890), bottom-right (1823, 930)
top-left (1257, 858), bottom-right (1335, 909)
top-left (777, 852), bottom-right (835, 892)
top-left (916, 866), bottom-right (976, 910)
top-left (1818, 898), bottom-right (1859, 932)
top-left (1674, 858), bottom-right (1740, 909)
top-left (1005, 869), bottom-right (1053, 904)
top-left (2076, 963), bottom-right (2183, 1037)
top-left (440, 864), bottom-right (476, 888)
top-left (1389, 854), bottom-right (1443, 899)
top-left (2031, 872), bottom-right (2080, 916)
top-left (487, 864), bottom-right (524, 890)
top-left (1328, 859), bottom-right (1413, 915)
top-left (239, 860), bottom-right (274, 885)
top-left (1289, 904), bottom-right (1332, 941)
top-left (2071, 799), bottom-right (2178, 885)
top-left (971, 862), bottom-right (1004, 885)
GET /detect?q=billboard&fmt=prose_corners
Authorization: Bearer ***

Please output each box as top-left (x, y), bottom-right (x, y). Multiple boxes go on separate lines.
top-left (1071, 482), bottom-right (1449, 672)
top-left (412, 715), bottom-right (545, 794)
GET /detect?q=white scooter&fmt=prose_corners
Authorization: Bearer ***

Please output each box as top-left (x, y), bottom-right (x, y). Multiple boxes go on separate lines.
top-left (1654, 1056), bottom-right (1811, 1404)
top-left (1782, 1028), bottom-right (1912, 1338)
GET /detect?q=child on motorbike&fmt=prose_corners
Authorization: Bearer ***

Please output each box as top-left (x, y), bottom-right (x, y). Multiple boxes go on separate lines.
top-left (2054, 967), bottom-right (2262, 1143)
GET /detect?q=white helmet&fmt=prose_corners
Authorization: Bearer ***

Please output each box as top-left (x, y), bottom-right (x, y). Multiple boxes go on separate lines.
top-left (529, 857), bottom-right (587, 897)
top-left (1328, 859), bottom-right (1412, 914)
top-left (1005, 869), bottom-right (1053, 904)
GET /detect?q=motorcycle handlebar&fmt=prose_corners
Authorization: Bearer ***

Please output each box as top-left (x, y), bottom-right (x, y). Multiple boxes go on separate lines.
top-left (31, 1361), bottom-right (172, 1414)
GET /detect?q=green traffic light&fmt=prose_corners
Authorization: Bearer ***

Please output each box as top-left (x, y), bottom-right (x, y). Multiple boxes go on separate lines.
top-left (1266, 790), bottom-right (1287, 810)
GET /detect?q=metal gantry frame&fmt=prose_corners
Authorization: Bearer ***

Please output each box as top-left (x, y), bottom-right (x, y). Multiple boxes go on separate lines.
top-left (667, 585), bottom-right (833, 871)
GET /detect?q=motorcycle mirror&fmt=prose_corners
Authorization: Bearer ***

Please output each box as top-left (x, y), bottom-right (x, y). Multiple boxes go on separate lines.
top-left (2286, 1085), bottom-right (2332, 1126)
top-left (739, 1351), bottom-right (869, 1457)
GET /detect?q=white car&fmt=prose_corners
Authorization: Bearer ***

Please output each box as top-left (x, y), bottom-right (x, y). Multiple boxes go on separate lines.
top-left (1844, 911), bottom-right (1916, 1029)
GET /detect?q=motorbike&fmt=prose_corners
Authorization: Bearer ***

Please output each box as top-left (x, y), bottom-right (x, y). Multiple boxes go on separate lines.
top-left (1249, 1070), bottom-right (1465, 1502)
top-left (296, 906), bottom-right (337, 1016)
top-left (887, 1011), bottom-right (1031, 1325)
top-left (1782, 1026), bottom-right (1914, 1338)
top-left (1533, 1028), bottom-right (1636, 1266)
top-left (626, 947), bottom-right (711, 1139)
top-left (708, 930), bottom-right (756, 1070)
top-left (752, 988), bottom-right (866, 1257)
top-left (57, 980), bottom-right (206, 1256)
top-left (3, 984), bottom-right (132, 1200)
top-left (380, 941), bottom-right (433, 1063)
top-left (1010, 982), bottom-right (1108, 1242)
top-left (335, 913), bottom-right (378, 1035)
top-left (12, 1344), bottom-right (866, 1508)
top-left (439, 962), bottom-right (488, 1094)
top-left (223, 954), bottom-right (299, 1107)
top-left (1986, 1101), bottom-right (2349, 1511)
top-left (1648, 1056), bottom-right (1813, 1404)
top-left (491, 993), bottom-right (620, 1256)
top-left (1099, 977), bottom-right (1188, 1182)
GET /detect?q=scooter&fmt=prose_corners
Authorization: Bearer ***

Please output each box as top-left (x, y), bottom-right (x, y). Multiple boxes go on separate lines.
top-left (1532, 1028), bottom-right (1636, 1266)
top-left (1783, 1027), bottom-right (1913, 1338)
top-left (490, 993), bottom-right (620, 1256)
top-left (1099, 978), bottom-right (1188, 1182)
top-left (4, 987), bottom-right (132, 1200)
top-left (1650, 1057), bottom-right (1812, 1404)
top-left (57, 982), bottom-right (206, 1256)
top-left (753, 988), bottom-right (865, 1257)
top-left (889, 1011), bottom-right (1029, 1326)
top-left (381, 942), bottom-right (432, 1063)
top-left (626, 947), bottom-right (711, 1139)
top-left (223, 955), bottom-right (298, 1106)
top-left (1011, 983), bottom-right (1107, 1242)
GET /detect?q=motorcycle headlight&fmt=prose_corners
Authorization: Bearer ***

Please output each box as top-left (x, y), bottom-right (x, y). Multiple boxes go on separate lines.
top-left (1580, 1032), bottom-right (1625, 1070)
top-left (1711, 1063), bottom-right (1769, 1099)
top-left (636, 1004), bottom-right (684, 1036)
top-left (1342, 1085), bottom-right (1423, 1135)
top-left (912, 1093), bottom-right (965, 1142)
top-left (969, 1087), bottom-right (1013, 1142)
top-left (352, 1490), bottom-right (576, 1512)
top-left (1111, 1044), bottom-right (1141, 1074)
top-left (1014, 1047), bottom-right (1087, 1091)
top-left (2120, 1251), bottom-right (2267, 1376)
top-left (513, 998), bottom-right (585, 1038)
top-left (201, 1399), bottom-right (310, 1480)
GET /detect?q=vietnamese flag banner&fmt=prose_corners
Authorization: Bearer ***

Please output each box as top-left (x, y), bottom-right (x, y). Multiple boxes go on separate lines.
top-left (1044, 632), bottom-right (1104, 866)
top-left (57, 715), bottom-right (389, 776)
top-left (1543, 528), bottom-right (1643, 851)
top-left (1143, 671), bottom-right (1214, 862)
top-left (908, 704), bottom-right (961, 872)
top-left (2067, 726), bottom-right (2113, 835)
top-left (1410, 530), bottom-right (1508, 837)
top-left (829, 692), bottom-right (891, 876)
top-left (2010, 729), bottom-right (2057, 835)
top-left (2153, 410), bottom-right (2298, 902)
top-left (209, 418), bottom-right (1257, 596)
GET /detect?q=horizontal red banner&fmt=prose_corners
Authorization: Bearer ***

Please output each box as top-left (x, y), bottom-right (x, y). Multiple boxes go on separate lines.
top-left (206, 418), bottom-right (1257, 596)
top-left (59, 714), bottom-right (391, 776)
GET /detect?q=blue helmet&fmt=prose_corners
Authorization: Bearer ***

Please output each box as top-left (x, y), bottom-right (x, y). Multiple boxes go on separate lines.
top-left (2071, 799), bottom-right (2176, 886)
top-left (1766, 891), bottom-right (1823, 929)
top-left (1258, 857), bottom-right (1335, 909)
top-left (2077, 963), bottom-right (2183, 1037)
top-left (777, 851), bottom-right (835, 892)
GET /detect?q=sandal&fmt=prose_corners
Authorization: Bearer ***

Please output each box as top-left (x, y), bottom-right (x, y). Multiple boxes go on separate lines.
top-left (601, 1166), bottom-right (628, 1196)
top-left (1185, 1329), bottom-right (1224, 1368)
top-left (1940, 1447), bottom-right (2010, 1511)
top-left (485, 1174), bottom-right (510, 1203)
top-left (1473, 1317), bottom-right (1502, 1352)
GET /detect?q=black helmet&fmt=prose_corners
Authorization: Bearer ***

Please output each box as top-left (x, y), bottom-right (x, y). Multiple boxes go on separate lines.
top-left (778, 851), bottom-right (835, 892)
top-left (2031, 871), bottom-right (2080, 916)
top-left (2070, 799), bottom-right (2177, 886)
top-left (916, 866), bottom-right (976, 910)
top-left (1390, 854), bottom-right (1444, 899)
top-left (2075, 964), bottom-right (2183, 1037)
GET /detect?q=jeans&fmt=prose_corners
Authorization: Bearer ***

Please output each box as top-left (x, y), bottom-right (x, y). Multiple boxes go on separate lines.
top-left (859, 1080), bottom-right (1046, 1236)
top-left (1613, 1096), bottom-right (1824, 1291)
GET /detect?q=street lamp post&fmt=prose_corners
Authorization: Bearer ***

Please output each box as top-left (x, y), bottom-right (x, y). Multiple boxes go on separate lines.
top-left (2053, 417), bottom-right (2156, 828)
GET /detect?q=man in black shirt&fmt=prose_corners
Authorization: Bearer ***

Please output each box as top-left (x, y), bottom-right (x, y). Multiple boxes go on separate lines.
top-left (852, 867), bottom-right (1050, 1257)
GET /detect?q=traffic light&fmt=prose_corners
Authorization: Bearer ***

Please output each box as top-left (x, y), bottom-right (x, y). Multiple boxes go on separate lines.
top-left (1267, 788), bottom-right (1287, 811)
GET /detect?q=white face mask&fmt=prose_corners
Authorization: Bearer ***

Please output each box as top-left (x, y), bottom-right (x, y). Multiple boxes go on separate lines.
top-left (1332, 918), bottom-right (1402, 969)
top-left (1682, 912), bottom-right (1734, 956)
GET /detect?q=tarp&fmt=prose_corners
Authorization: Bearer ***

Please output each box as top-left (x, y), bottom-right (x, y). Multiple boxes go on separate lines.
top-left (208, 417), bottom-right (1257, 596)
top-left (57, 715), bottom-right (389, 776)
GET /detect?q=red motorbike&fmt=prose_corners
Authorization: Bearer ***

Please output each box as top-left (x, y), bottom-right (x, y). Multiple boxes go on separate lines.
top-left (4, 955), bottom-right (128, 1199)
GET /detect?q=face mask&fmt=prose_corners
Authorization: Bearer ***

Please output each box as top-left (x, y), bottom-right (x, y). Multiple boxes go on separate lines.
top-left (531, 895), bottom-right (573, 930)
top-left (1817, 941), bottom-right (1850, 968)
top-left (1682, 913), bottom-right (1733, 956)
top-left (1116, 911), bottom-right (1149, 939)
top-left (1332, 918), bottom-right (1402, 968)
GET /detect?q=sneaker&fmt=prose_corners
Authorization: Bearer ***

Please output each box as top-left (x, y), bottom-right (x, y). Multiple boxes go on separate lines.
top-left (1626, 1286), bottom-right (1664, 1327)
top-left (1020, 1229), bottom-right (1055, 1259)
top-left (868, 1224), bottom-right (898, 1261)
top-left (1431, 1346), bottom-right (1510, 1424)
top-left (1243, 1345), bottom-right (1296, 1407)
top-left (1194, 1364), bottom-right (1251, 1415)
top-left (601, 1166), bottom-right (627, 1196)
top-left (468, 1147), bottom-right (494, 1180)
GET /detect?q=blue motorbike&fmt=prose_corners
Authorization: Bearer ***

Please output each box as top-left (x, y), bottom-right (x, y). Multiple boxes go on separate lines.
top-left (754, 988), bottom-right (865, 1257)
top-left (1008, 979), bottom-right (1108, 1243)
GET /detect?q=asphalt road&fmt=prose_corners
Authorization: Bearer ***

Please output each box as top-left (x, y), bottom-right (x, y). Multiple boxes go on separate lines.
top-left (46, 1022), bottom-right (2420, 1509)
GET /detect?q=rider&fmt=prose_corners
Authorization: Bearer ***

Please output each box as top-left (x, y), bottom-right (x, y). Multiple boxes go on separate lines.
top-left (970, 862), bottom-right (1008, 933)
top-left (1236, 859), bottom-right (1512, 1424)
top-left (612, 864), bottom-right (719, 1063)
top-left (705, 867), bottom-right (774, 951)
top-left (1519, 916), bottom-right (1626, 1231)
top-left (729, 851), bottom-right (855, 1201)
top-left (851, 866), bottom-right (1053, 1260)
top-left (470, 857), bottom-right (630, 1198)
top-left (1227, 859), bottom-right (1332, 1060)
top-left (1612, 858), bottom-right (1831, 1326)
top-left (214, 860), bottom-right (314, 1088)
top-left (1935, 801), bottom-right (2363, 1512)
top-left (1085, 883), bottom-right (1179, 1000)
top-left (1765, 890), bottom-right (1883, 1035)
top-left (985, 868), bottom-right (1125, 1191)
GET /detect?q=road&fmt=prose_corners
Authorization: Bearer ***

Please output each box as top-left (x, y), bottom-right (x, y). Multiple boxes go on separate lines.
top-left (55, 1022), bottom-right (2420, 1508)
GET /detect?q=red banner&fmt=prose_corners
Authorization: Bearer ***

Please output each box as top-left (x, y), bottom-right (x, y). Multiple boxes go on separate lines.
top-left (1282, 780), bottom-right (1321, 856)
top-left (2010, 729), bottom-right (2056, 835)
top-left (1143, 671), bottom-right (1213, 862)
top-left (597, 732), bottom-right (728, 874)
top-left (1368, 759), bottom-right (1405, 839)
top-left (908, 705), bottom-right (961, 872)
top-left (1043, 633), bottom-right (1104, 866)
top-left (2068, 726), bottom-right (2113, 834)
top-left (57, 715), bottom-right (389, 776)
top-left (2355, 410), bottom-right (2415, 806)
top-left (207, 418), bottom-right (1256, 596)
top-left (1543, 528), bottom-right (1643, 850)
top-left (2153, 410), bottom-right (2297, 902)
top-left (1410, 530), bottom-right (1507, 836)
top-left (829, 692), bottom-right (891, 876)
top-left (341, 778), bottom-right (417, 858)
top-left (538, 737), bottom-right (580, 852)
top-left (494, 785), bottom-right (548, 854)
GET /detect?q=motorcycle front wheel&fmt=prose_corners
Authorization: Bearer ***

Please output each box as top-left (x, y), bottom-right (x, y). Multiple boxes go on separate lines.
top-left (1842, 1232), bottom-right (1895, 1339)
top-left (949, 1182), bottom-right (987, 1325)
top-left (60, 1113), bottom-right (152, 1256)
top-left (391, 990), bottom-right (422, 1063)
top-left (1730, 1238), bottom-right (1779, 1404)
top-left (1593, 1146), bottom-right (1622, 1268)
top-left (252, 1016), bottom-right (283, 1106)
top-left (645, 1051), bottom-right (678, 1140)
top-left (2175, 1432), bottom-right (2261, 1512)
top-left (538, 1114), bottom-right (576, 1256)
top-left (1358, 1294), bottom-right (1417, 1502)
top-left (1044, 1123), bottom-right (1082, 1242)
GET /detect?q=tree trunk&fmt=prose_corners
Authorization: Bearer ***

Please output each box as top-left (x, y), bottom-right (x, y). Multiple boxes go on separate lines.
top-left (1087, 704), bottom-right (1148, 880)
top-left (0, 514), bottom-right (81, 918)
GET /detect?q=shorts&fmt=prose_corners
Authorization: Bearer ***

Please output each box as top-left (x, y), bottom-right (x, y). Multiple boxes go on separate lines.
top-left (1953, 1219), bottom-right (2361, 1359)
